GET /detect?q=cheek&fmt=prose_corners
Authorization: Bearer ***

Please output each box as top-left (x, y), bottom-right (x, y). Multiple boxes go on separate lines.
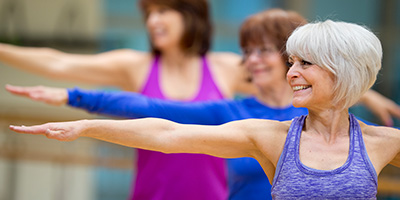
top-left (171, 13), bottom-right (185, 33)
top-left (317, 74), bottom-right (336, 97)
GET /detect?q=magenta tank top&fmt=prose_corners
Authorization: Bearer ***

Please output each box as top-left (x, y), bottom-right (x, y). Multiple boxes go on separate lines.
top-left (129, 55), bottom-right (227, 200)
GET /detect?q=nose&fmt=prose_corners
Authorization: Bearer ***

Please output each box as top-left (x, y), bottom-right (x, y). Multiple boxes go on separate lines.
top-left (147, 12), bottom-right (160, 26)
top-left (247, 52), bottom-right (262, 63)
top-left (286, 62), bottom-right (300, 81)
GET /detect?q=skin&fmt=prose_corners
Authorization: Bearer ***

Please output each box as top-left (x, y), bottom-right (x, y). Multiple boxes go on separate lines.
top-left (5, 40), bottom-right (400, 125)
top-left (8, 57), bottom-right (400, 185)
top-left (1, 4), bottom-right (400, 124)
top-left (0, 5), bottom-right (254, 101)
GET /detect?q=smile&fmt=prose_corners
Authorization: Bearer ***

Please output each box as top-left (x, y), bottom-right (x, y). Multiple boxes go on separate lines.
top-left (292, 85), bottom-right (311, 91)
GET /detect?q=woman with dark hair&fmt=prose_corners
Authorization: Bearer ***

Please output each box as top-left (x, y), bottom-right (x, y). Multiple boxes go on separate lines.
top-left (0, 0), bottom-right (256, 199)
top-left (7, 9), bottom-right (400, 199)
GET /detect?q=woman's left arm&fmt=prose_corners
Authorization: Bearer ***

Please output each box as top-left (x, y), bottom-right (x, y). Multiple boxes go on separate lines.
top-left (389, 128), bottom-right (400, 168)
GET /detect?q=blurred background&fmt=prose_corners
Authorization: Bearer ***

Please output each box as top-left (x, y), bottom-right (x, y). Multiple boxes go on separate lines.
top-left (0, 0), bottom-right (399, 199)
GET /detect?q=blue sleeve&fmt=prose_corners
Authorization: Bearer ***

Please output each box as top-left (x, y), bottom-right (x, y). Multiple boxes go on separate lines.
top-left (67, 87), bottom-right (236, 125)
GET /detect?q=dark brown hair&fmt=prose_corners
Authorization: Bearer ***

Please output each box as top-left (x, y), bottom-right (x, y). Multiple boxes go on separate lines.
top-left (239, 8), bottom-right (307, 62)
top-left (139, 0), bottom-right (212, 56)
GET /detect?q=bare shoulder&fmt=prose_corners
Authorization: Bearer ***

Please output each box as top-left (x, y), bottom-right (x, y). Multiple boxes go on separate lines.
top-left (233, 118), bottom-right (291, 142)
top-left (103, 49), bottom-right (153, 91)
top-left (206, 52), bottom-right (249, 97)
top-left (360, 121), bottom-right (400, 142)
top-left (207, 52), bottom-right (242, 69)
top-left (104, 49), bottom-right (152, 67)
top-left (359, 121), bottom-right (400, 169)
top-left (238, 119), bottom-right (291, 165)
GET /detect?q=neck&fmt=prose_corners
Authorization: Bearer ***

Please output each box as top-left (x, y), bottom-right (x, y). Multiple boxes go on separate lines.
top-left (255, 80), bottom-right (293, 107)
top-left (160, 48), bottom-right (199, 68)
top-left (306, 108), bottom-right (350, 143)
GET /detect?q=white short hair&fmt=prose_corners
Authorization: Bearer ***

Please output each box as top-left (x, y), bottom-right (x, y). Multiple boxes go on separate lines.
top-left (286, 20), bottom-right (382, 109)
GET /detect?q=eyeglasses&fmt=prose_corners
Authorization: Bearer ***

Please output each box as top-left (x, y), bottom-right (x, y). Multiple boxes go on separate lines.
top-left (242, 46), bottom-right (278, 60)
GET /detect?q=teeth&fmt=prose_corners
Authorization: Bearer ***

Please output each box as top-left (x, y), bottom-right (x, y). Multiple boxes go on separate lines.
top-left (293, 85), bottom-right (311, 91)
top-left (153, 28), bottom-right (164, 34)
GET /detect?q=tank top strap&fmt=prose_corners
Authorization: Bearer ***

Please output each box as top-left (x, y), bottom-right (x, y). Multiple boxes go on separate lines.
top-left (193, 55), bottom-right (225, 101)
top-left (349, 113), bottom-right (378, 182)
top-left (139, 55), bottom-right (165, 99)
top-left (272, 115), bottom-right (306, 186)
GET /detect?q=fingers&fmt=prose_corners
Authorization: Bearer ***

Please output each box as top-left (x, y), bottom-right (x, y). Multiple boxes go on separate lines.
top-left (5, 84), bottom-right (44, 100)
top-left (5, 84), bottom-right (67, 106)
top-left (5, 84), bottom-right (32, 97)
top-left (388, 102), bottom-right (400, 119)
top-left (9, 124), bottom-right (76, 141)
top-left (377, 112), bottom-right (393, 127)
top-left (9, 124), bottom-right (48, 135)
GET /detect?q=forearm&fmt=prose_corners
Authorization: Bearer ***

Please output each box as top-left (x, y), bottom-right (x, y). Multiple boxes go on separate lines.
top-left (68, 87), bottom-right (231, 124)
top-left (81, 118), bottom-right (180, 153)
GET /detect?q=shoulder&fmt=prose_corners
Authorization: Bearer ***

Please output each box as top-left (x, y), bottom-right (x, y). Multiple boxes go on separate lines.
top-left (234, 119), bottom-right (291, 142)
top-left (205, 52), bottom-right (248, 97)
top-left (360, 121), bottom-right (400, 142)
top-left (207, 52), bottom-right (242, 69)
top-left (239, 119), bottom-right (291, 164)
top-left (103, 49), bottom-right (154, 91)
top-left (359, 121), bottom-right (400, 168)
top-left (104, 49), bottom-right (152, 66)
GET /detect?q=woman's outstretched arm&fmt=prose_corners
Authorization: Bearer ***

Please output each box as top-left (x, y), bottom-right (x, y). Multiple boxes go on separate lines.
top-left (6, 85), bottom-right (237, 124)
top-left (9, 118), bottom-right (272, 159)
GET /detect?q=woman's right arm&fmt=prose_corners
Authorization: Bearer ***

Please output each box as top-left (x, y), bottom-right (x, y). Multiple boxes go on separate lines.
top-left (6, 85), bottom-right (235, 125)
top-left (0, 43), bottom-right (147, 89)
top-left (9, 117), bottom-right (274, 159)
top-left (68, 87), bottom-right (236, 124)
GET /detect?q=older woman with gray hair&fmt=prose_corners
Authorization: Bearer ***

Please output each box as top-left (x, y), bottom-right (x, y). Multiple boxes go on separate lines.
top-left (9, 20), bottom-right (400, 199)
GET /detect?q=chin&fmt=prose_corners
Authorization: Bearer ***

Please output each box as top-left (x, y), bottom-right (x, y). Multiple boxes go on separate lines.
top-left (291, 99), bottom-right (308, 108)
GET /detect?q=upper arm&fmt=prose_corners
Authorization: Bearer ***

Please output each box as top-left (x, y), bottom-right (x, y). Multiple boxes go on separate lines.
top-left (388, 128), bottom-right (400, 168)
top-left (54, 49), bottom-right (151, 90)
top-left (364, 125), bottom-right (400, 170)
top-left (166, 119), bottom-right (282, 159)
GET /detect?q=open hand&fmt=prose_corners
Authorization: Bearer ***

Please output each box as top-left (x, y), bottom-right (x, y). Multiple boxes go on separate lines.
top-left (360, 90), bottom-right (400, 126)
top-left (9, 121), bottom-right (84, 141)
top-left (6, 84), bottom-right (68, 106)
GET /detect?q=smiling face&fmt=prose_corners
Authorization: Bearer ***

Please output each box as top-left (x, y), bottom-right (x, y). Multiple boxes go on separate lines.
top-left (243, 42), bottom-right (288, 87)
top-left (286, 55), bottom-right (336, 110)
top-left (146, 5), bottom-right (184, 51)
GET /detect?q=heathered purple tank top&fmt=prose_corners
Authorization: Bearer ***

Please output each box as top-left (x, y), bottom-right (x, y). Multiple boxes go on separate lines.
top-left (129, 55), bottom-right (227, 200)
top-left (271, 114), bottom-right (378, 199)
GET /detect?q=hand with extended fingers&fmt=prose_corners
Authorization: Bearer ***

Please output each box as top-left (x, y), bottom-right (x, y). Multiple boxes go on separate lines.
top-left (359, 90), bottom-right (400, 127)
top-left (6, 84), bottom-right (68, 106)
top-left (9, 120), bottom-right (84, 141)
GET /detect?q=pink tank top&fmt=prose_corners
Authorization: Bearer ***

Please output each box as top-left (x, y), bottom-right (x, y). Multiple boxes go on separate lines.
top-left (129, 55), bottom-right (227, 200)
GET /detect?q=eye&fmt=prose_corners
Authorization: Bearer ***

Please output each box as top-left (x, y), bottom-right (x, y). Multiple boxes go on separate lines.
top-left (242, 49), bottom-right (252, 59)
top-left (301, 60), bottom-right (313, 65)
top-left (286, 61), bottom-right (293, 68)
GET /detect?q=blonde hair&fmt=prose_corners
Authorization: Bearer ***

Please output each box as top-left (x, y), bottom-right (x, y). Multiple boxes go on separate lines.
top-left (286, 20), bottom-right (382, 109)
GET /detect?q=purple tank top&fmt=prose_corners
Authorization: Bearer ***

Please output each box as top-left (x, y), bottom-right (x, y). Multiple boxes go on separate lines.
top-left (130, 55), bottom-right (227, 200)
top-left (271, 114), bottom-right (378, 199)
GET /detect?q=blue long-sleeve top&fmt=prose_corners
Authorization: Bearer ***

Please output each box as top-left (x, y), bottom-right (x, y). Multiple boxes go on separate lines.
top-left (68, 87), bottom-right (308, 200)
